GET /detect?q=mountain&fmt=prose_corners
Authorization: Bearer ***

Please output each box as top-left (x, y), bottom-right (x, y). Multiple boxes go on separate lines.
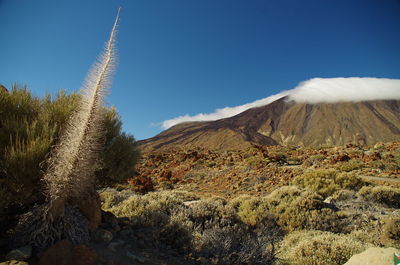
top-left (139, 97), bottom-right (400, 150)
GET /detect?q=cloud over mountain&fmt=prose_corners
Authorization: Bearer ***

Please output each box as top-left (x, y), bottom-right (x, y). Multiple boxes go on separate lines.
top-left (162, 77), bottom-right (400, 129)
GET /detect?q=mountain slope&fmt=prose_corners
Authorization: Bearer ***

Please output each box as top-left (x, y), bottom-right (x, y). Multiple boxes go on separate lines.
top-left (139, 98), bottom-right (400, 150)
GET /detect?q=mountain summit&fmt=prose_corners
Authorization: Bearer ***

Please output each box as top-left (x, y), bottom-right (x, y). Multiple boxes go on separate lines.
top-left (140, 97), bottom-right (400, 150)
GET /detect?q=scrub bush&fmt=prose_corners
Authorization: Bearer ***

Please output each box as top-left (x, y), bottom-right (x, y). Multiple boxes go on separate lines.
top-left (357, 185), bottom-right (400, 208)
top-left (293, 169), bottom-right (365, 197)
top-left (278, 230), bottom-right (366, 265)
top-left (265, 186), bottom-right (342, 232)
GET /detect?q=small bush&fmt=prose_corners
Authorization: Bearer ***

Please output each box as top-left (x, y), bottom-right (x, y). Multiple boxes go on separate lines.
top-left (303, 154), bottom-right (326, 167)
top-left (382, 216), bottom-right (400, 248)
top-left (332, 189), bottom-right (357, 201)
top-left (357, 186), bottom-right (400, 208)
top-left (159, 210), bottom-right (194, 253)
top-left (278, 230), bottom-right (367, 265)
top-left (228, 194), bottom-right (253, 209)
top-left (195, 224), bottom-right (277, 265)
top-left (369, 160), bottom-right (386, 170)
top-left (337, 159), bottom-right (363, 172)
top-left (189, 197), bottom-right (240, 231)
top-left (293, 169), bottom-right (365, 197)
top-left (265, 186), bottom-right (342, 232)
top-left (109, 191), bottom-right (185, 227)
top-left (99, 189), bottom-right (136, 210)
top-left (236, 198), bottom-right (276, 228)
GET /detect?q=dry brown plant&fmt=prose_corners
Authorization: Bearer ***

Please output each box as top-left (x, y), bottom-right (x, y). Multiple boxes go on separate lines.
top-left (13, 8), bottom-right (121, 250)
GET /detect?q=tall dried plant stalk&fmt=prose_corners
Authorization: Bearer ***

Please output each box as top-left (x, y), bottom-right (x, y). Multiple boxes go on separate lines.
top-left (13, 9), bottom-right (121, 250)
top-left (43, 8), bottom-right (120, 216)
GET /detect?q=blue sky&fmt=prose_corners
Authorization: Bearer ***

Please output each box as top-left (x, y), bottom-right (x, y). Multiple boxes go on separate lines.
top-left (1, 0), bottom-right (400, 140)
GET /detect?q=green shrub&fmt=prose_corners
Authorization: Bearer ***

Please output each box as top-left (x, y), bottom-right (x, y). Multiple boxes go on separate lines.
top-left (303, 154), bottom-right (326, 167)
top-left (189, 197), bottom-right (240, 230)
top-left (99, 188), bottom-right (136, 210)
top-left (369, 160), bottom-right (386, 170)
top-left (382, 216), bottom-right (400, 248)
top-left (337, 160), bottom-right (363, 172)
top-left (0, 86), bottom-right (139, 219)
top-left (265, 186), bottom-right (342, 232)
top-left (108, 190), bottom-right (186, 227)
top-left (278, 230), bottom-right (367, 265)
top-left (293, 169), bottom-right (365, 197)
top-left (237, 198), bottom-right (264, 226)
top-left (159, 210), bottom-right (194, 253)
top-left (95, 107), bottom-right (140, 188)
top-left (332, 189), bottom-right (357, 201)
top-left (236, 197), bottom-right (276, 228)
top-left (357, 186), bottom-right (400, 208)
top-left (228, 194), bottom-right (252, 209)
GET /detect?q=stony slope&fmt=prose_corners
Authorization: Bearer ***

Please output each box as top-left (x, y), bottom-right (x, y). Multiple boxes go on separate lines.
top-left (140, 97), bottom-right (400, 150)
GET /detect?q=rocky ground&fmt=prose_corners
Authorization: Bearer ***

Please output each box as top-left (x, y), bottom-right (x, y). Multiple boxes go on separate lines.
top-left (132, 142), bottom-right (400, 197)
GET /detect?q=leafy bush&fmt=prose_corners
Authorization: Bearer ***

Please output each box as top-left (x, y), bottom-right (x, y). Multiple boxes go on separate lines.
top-left (236, 198), bottom-right (276, 228)
top-left (278, 230), bottom-right (367, 265)
top-left (336, 159), bottom-right (363, 172)
top-left (302, 154), bottom-right (326, 167)
top-left (189, 198), bottom-right (239, 230)
top-left (231, 186), bottom-right (344, 232)
top-left (0, 86), bottom-right (139, 218)
top-left (292, 169), bottom-right (365, 197)
top-left (357, 185), bottom-right (400, 208)
top-left (95, 107), bottom-right (140, 188)
top-left (265, 186), bottom-right (342, 232)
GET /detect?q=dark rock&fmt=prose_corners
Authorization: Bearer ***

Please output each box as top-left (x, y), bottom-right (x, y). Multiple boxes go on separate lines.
top-left (39, 240), bottom-right (74, 265)
top-left (72, 245), bottom-right (98, 265)
top-left (101, 211), bottom-right (119, 229)
top-left (75, 191), bottom-right (102, 232)
top-left (39, 240), bottom-right (98, 265)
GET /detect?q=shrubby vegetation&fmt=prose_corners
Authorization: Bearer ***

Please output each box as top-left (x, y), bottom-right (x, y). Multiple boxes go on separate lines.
top-left (99, 183), bottom-right (400, 264)
top-left (277, 230), bottom-right (367, 265)
top-left (381, 216), bottom-right (400, 248)
top-left (302, 154), bottom-right (326, 167)
top-left (0, 86), bottom-right (139, 220)
top-left (292, 169), bottom-right (366, 197)
top-left (100, 189), bottom-right (281, 264)
top-left (336, 160), bottom-right (363, 172)
top-left (357, 185), bottom-right (400, 208)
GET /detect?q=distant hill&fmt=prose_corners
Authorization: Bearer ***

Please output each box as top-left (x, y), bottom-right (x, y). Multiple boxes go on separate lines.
top-left (139, 97), bottom-right (400, 150)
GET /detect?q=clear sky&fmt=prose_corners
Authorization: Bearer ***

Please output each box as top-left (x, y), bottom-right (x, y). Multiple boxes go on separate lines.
top-left (1, 0), bottom-right (400, 140)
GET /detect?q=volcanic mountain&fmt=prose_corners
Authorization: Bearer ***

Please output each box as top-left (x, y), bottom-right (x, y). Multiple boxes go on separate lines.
top-left (139, 97), bottom-right (400, 150)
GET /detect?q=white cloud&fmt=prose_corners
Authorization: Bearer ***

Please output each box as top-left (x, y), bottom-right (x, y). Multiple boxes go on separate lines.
top-left (161, 77), bottom-right (400, 129)
top-left (288, 77), bottom-right (400, 103)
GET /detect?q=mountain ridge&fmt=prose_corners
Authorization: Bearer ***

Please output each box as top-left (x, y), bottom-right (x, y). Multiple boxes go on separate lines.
top-left (139, 98), bottom-right (400, 150)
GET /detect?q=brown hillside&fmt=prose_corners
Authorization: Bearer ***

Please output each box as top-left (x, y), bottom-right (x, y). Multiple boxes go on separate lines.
top-left (139, 98), bottom-right (400, 150)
